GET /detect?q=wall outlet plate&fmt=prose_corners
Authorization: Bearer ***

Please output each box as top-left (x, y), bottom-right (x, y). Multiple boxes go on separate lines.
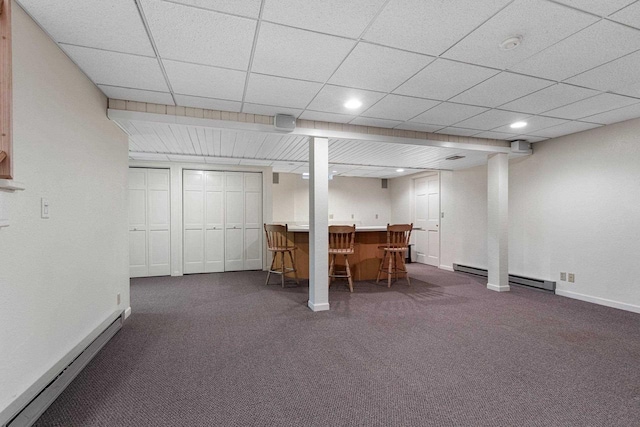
top-left (560, 272), bottom-right (566, 281)
top-left (568, 273), bottom-right (575, 283)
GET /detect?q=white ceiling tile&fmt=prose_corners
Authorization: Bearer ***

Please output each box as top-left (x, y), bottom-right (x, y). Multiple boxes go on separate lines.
top-left (436, 127), bottom-right (483, 137)
top-left (251, 23), bottom-right (355, 82)
top-left (242, 104), bottom-right (302, 117)
top-left (580, 102), bottom-right (640, 124)
top-left (350, 117), bottom-right (403, 128)
top-left (454, 109), bottom-right (530, 130)
top-left (565, 50), bottom-right (640, 91)
top-left (168, 0), bottom-right (262, 18)
top-left (61, 45), bottom-right (168, 91)
top-left (499, 84), bottom-right (599, 114)
top-left (450, 72), bottom-right (553, 108)
top-left (167, 155), bottom-right (206, 163)
top-left (306, 85), bottom-right (386, 115)
top-left (491, 115), bottom-right (567, 133)
top-left (205, 157), bottom-right (242, 165)
top-left (329, 43), bottom-right (434, 92)
top-left (530, 121), bottom-right (602, 138)
top-left (141, 0), bottom-right (256, 69)
top-left (262, 0), bottom-right (386, 38)
top-left (20, 0), bottom-right (154, 56)
top-left (610, 2), bottom-right (640, 28)
top-left (411, 102), bottom-right (489, 126)
top-left (174, 95), bottom-right (242, 112)
top-left (473, 131), bottom-right (519, 140)
top-left (163, 60), bottom-right (246, 101)
top-left (509, 20), bottom-right (640, 81)
top-left (612, 81), bottom-right (640, 98)
top-left (553, 0), bottom-right (636, 16)
top-left (394, 123), bottom-right (445, 133)
top-left (98, 85), bottom-right (174, 105)
top-left (245, 74), bottom-right (323, 109)
top-left (394, 59), bottom-right (499, 101)
top-left (362, 95), bottom-right (440, 121)
top-left (238, 159), bottom-right (273, 166)
top-left (444, 0), bottom-right (597, 69)
top-left (363, 0), bottom-right (512, 56)
top-left (299, 111), bottom-right (356, 123)
top-left (543, 93), bottom-right (640, 119)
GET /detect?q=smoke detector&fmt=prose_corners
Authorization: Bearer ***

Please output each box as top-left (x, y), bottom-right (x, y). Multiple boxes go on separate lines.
top-left (499, 35), bottom-right (523, 51)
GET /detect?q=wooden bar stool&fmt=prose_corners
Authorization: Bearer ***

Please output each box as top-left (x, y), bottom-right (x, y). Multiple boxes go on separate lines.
top-left (376, 223), bottom-right (413, 288)
top-left (328, 225), bottom-right (356, 292)
top-left (264, 224), bottom-right (299, 288)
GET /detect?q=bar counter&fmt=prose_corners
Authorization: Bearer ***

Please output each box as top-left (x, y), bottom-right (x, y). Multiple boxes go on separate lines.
top-left (278, 226), bottom-right (389, 281)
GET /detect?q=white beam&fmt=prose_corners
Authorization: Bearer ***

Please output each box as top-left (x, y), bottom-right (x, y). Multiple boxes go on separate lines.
top-left (487, 153), bottom-right (509, 292)
top-left (308, 137), bottom-right (330, 312)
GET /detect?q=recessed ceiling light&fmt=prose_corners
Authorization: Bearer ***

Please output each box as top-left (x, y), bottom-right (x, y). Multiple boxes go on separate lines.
top-left (396, 168), bottom-right (405, 172)
top-left (510, 121), bottom-right (527, 129)
top-left (499, 35), bottom-right (523, 51)
top-left (344, 99), bottom-right (363, 109)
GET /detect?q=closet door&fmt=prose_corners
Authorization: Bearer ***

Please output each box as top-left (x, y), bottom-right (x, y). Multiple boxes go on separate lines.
top-left (224, 172), bottom-right (244, 271)
top-left (244, 173), bottom-right (263, 270)
top-left (129, 169), bottom-right (148, 278)
top-left (204, 172), bottom-right (225, 272)
top-left (147, 170), bottom-right (171, 276)
top-left (183, 170), bottom-right (205, 274)
top-left (129, 168), bottom-right (171, 278)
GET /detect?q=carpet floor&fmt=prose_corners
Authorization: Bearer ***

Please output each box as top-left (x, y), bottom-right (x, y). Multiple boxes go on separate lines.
top-left (34, 265), bottom-right (640, 426)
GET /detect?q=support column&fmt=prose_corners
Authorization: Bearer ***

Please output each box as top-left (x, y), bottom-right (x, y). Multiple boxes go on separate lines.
top-left (308, 137), bottom-right (330, 311)
top-left (487, 153), bottom-right (510, 292)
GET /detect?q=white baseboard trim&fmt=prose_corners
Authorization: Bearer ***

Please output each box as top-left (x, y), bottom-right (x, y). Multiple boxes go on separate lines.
top-left (555, 289), bottom-right (640, 314)
top-left (487, 283), bottom-right (511, 292)
top-left (307, 301), bottom-right (330, 312)
top-left (124, 307), bottom-right (132, 319)
top-left (439, 265), bottom-right (454, 272)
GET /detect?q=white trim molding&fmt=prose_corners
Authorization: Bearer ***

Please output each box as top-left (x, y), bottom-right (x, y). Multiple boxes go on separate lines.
top-left (307, 301), bottom-right (330, 312)
top-left (0, 179), bottom-right (25, 229)
top-left (556, 289), bottom-right (640, 314)
top-left (487, 283), bottom-right (511, 292)
top-left (439, 265), bottom-right (454, 272)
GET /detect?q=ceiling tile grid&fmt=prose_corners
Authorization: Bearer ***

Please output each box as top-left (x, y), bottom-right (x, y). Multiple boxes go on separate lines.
top-left (19, 0), bottom-right (640, 147)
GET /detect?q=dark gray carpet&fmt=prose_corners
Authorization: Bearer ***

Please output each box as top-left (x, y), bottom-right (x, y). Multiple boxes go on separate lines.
top-left (35, 265), bottom-right (640, 426)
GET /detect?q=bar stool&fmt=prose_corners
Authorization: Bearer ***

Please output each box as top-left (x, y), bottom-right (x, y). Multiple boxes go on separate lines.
top-left (376, 223), bottom-right (413, 288)
top-left (328, 225), bottom-right (356, 292)
top-left (264, 224), bottom-right (299, 288)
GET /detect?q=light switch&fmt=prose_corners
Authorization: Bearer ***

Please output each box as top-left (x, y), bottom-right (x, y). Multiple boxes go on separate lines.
top-left (41, 198), bottom-right (50, 219)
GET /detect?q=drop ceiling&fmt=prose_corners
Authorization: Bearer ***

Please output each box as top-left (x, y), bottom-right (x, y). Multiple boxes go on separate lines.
top-left (17, 0), bottom-right (640, 145)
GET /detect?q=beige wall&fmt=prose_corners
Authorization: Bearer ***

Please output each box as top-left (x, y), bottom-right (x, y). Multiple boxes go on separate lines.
top-left (0, 2), bottom-right (129, 418)
top-left (272, 173), bottom-right (391, 225)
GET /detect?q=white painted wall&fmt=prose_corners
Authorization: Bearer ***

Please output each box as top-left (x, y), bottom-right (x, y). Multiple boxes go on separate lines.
top-left (0, 2), bottom-right (129, 419)
top-left (272, 173), bottom-right (391, 225)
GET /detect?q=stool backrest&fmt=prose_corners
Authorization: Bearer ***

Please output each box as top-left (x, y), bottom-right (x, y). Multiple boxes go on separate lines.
top-left (264, 224), bottom-right (290, 250)
top-left (329, 225), bottom-right (356, 251)
top-left (386, 223), bottom-right (412, 248)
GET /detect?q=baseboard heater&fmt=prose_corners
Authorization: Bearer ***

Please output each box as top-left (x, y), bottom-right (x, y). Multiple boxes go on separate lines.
top-left (5, 313), bottom-right (124, 427)
top-left (453, 264), bottom-right (556, 292)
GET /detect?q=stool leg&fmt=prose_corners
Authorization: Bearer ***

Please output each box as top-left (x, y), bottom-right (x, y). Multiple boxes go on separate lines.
top-left (376, 250), bottom-right (387, 284)
top-left (265, 252), bottom-right (275, 285)
top-left (388, 251), bottom-right (393, 288)
top-left (345, 255), bottom-right (353, 293)
top-left (329, 253), bottom-right (335, 286)
top-left (290, 249), bottom-right (299, 285)
top-left (402, 251), bottom-right (411, 286)
top-left (280, 251), bottom-right (286, 288)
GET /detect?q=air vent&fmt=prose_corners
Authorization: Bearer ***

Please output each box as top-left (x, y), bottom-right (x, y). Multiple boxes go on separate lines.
top-left (445, 155), bottom-right (466, 161)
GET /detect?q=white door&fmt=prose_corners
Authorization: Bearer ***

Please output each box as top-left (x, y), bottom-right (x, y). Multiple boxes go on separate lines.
top-left (414, 174), bottom-right (440, 267)
top-left (225, 172), bottom-right (244, 271)
top-left (128, 168), bottom-right (171, 278)
top-left (243, 173), bottom-right (263, 270)
top-left (205, 172), bottom-right (225, 272)
top-left (183, 170), bottom-right (205, 274)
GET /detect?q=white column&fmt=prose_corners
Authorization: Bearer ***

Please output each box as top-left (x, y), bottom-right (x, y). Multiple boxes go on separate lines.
top-left (487, 153), bottom-right (510, 292)
top-left (308, 137), bottom-right (330, 311)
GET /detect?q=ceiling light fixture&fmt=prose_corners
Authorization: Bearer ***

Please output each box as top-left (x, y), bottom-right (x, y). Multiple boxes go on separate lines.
top-left (510, 121), bottom-right (527, 129)
top-left (344, 99), bottom-right (363, 109)
top-left (396, 168), bottom-right (405, 172)
top-left (499, 35), bottom-right (523, 51)
top-left (445, 155), bottom-right (466, 161)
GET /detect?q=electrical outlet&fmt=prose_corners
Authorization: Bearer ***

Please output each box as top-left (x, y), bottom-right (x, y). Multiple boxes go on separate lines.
top-left (568, 273), bottom-right (575, 283)
top-left (117, 293), bottom-right (121, 305)
top-left (351, 214), bottom-right (354, 219)
top-left (560, 272), bottom-right (566, 281)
